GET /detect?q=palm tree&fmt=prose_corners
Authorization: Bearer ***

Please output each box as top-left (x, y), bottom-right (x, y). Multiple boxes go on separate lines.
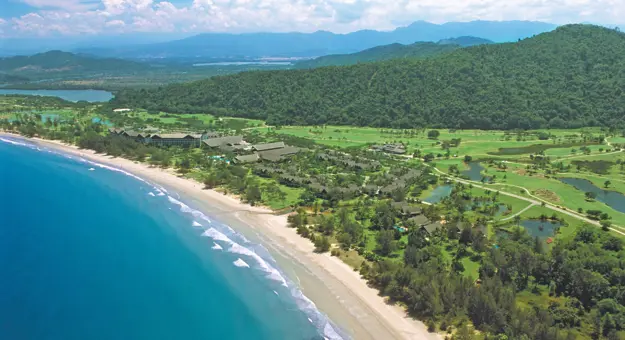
top-left (514, 215), bottom-right (522, 226)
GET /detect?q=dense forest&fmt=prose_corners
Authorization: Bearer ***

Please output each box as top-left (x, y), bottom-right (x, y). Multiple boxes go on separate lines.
top-left (112, 25), bottom-right (625, 130)
top-left (295, 42), bottom-right (461, 68)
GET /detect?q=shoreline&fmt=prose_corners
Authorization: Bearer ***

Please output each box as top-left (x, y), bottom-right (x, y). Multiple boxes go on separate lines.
top-left (1, 132), bottom-right (440, 340)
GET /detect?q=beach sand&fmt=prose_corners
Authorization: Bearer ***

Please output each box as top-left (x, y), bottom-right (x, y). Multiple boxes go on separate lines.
top-left (1, 133), bottom-right (440, 340)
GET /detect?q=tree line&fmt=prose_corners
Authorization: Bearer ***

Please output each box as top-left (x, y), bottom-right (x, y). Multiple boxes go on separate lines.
top-left (112, 25), bottom-right (625, 130)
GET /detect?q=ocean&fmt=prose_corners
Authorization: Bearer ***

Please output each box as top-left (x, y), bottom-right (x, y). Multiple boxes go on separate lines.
top-left (0, 137), bottom-right (343, 340)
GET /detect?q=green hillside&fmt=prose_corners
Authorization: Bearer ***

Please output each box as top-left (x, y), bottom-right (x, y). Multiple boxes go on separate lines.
top-left (112, 25), bottom-right (625, 130)
top-left (296, 37), bottom-right (491, 69)
top-left (295, 42), bottom-right (460, 68)
top-left (437, 36), bottom-right (494, 46)
top-left (0, 51), bottom-right (150, 79)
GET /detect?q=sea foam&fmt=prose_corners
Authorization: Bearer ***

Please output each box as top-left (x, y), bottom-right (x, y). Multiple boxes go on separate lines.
top-left (233, 258), bottom-right (250, 268)
top-left (211, 243), bottom-right (223, 250)
top-left (1, 136), bottom-right (346, 340)
top-left (148, 192), bottom-right (155, 197)
top-left (169, 201), bottom-right (345, 340)
top-left (192, 221), bottom-right (202, 227)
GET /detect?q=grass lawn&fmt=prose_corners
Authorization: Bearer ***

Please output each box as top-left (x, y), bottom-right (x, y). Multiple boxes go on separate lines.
top-left (256, 177), bottom-right (304, 210)
top-left (461, 257), bottom-right (480, 279)
top-left (484, 165), bottom-right (625, 227)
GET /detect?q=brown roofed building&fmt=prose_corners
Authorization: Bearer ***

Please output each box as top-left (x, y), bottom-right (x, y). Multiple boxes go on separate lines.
top-left (203, 136), bottom-right (244, 149)
top-left (258, 146), bottom-right (301, 162)
top-left (408, 215), bottom-right (430, 227)
top-left (421, 221), bottom-right (443, 235)
top-left (233, 153), bottom-right (260, 164)
top-left (253, 142), bottom-right (286, 152)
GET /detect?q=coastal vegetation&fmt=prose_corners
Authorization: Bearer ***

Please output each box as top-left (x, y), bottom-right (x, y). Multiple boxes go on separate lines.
top-left (112, 25), bottom-right (625, 130)
top-left (4, 95), bottom-right (625, 339)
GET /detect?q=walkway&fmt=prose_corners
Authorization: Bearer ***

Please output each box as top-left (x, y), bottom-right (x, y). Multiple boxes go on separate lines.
top-left (426, 165), bottom-right (625, 236)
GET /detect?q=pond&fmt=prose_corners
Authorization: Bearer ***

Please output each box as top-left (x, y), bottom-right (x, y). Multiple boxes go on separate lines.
top-left (462, 161), bottom-right (492, 182)
top-left (0, 89), bottom-right (114, 102)
top-left (91, 117), bottom-right (114, 126)
top-left (559, 177), bottom-right (625, 214)
top-left (488, 142), bottom-right (597, 156)
top-left (423, 185), bottom-right (453, 204)
top-left (498, 219), bottom-right (562, 239)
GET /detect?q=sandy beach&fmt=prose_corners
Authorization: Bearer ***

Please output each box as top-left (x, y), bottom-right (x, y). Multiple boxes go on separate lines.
top-left (1, 132), bottom-right (440, 340)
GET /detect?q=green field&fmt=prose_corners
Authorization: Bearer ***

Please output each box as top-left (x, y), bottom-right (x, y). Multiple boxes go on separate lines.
top-left (267, 125), bottom-right (625, 235)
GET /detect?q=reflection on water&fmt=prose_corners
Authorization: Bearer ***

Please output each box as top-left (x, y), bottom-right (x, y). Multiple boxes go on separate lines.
top-left (559, 177), bottom-right (625, 214)
top-left (424, 185), bottom-right (452, 204)
top-left (499, 219), bottom-right (562, 239)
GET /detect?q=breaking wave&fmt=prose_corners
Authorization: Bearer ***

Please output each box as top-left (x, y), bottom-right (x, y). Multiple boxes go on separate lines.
top-left (1, 135), bottom-right (346, 340)
top-left (233, 258), bottom-right (250, 268)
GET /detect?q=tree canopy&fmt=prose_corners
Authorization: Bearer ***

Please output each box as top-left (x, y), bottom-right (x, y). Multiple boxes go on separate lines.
top-left (113, 25), bottom-right (625, 130)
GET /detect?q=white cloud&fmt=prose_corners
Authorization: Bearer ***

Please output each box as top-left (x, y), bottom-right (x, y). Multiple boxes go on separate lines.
top-left (20, 0), bottom-right (98, 11)
top-left (3, 0), bottom-right (625, 37)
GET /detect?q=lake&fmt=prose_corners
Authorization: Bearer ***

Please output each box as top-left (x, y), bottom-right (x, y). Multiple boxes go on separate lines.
top-left (0, 89), bottom-right (114, 102)
top-left (559, 177), bottom-right (625, 214)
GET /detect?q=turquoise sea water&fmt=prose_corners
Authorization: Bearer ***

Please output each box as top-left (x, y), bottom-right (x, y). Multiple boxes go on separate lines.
top-left (0, 137), bottom-right (343, 340)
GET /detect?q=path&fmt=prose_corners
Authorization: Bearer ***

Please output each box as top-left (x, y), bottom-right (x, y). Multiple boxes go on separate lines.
top-left (498, 203), bottom-right (537, 222)
top-left (427, 165), bottom-right (625, 236)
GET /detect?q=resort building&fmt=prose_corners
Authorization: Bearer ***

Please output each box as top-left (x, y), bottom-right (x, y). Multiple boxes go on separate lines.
top-left (202, 136), bottom-right (246, 151)
top-left (234, 153), bottom-right (261, 164)
top-left (252, 142), bottom-right (286, 152)
top-left (258, 146), bottom-right (301, 162)
top-left (371, 143), bottom-right (407, 155)
top-left (110, 128), bottom-right (213, 147)
top-left (147, 133), bottom-right (206, 147)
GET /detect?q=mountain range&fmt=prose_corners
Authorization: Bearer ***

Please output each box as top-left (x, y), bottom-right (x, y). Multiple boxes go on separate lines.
top-left (295, 37), bottom-right (492, 68)
top-left (0, 50), bottom-right (150, 81)
top-left (74, 20), bottom-right (556, 59)
top-left (111, 24), bottom-right (625, 130)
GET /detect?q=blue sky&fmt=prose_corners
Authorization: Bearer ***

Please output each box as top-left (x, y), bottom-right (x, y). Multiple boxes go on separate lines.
top-left (1, 0), bottom-right (623, 38)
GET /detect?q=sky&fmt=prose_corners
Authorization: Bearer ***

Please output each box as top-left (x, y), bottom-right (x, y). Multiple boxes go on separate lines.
top-left (0, 0), bottom-right (624, 38)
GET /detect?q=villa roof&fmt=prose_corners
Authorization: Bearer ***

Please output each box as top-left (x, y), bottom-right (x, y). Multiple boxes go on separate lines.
top-left (408, 215), bottom-right (430, 226)
top-left (253, 142), bottom-right (285, 151)
top-left (123, 131), bottom-right (143, 138)
top-left (258, 146), bottom-right (300, 162)
top-left (205, 131), bottom-right (220, 138)
top-left (203, 136), bottom-right (244, 148)
top-left (392, 202), bottom-right (422, 216)
top-left (234, 153), bottom-right (260, 164)
top-left (152, 133), bottom-right (201, 139)
top-left (422, 221), bottom-right (443, 234)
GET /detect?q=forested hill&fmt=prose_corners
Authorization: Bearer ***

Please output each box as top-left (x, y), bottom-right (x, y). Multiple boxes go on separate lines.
top-left (296, 37), bottom-right (492, 69)
top-left (295, 42), bottom-right (455, 69)
top-left (437, 36), bottom-right (494, 46)
top-left (0, 51), bottom-right (150, 78)
top-left (112, 25), bottom-right (625, 130)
